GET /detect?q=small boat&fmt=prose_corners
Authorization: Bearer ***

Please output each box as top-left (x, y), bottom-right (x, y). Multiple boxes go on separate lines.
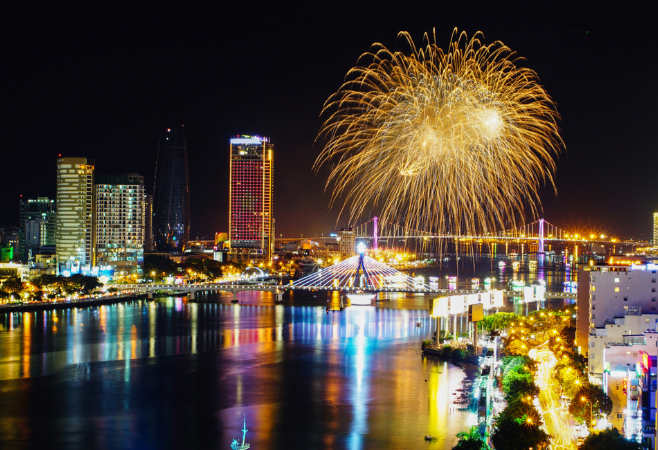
top-left (424, 435), bottom-right (436, 441)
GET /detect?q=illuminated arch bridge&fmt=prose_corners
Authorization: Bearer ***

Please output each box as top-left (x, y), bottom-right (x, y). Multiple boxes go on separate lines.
top-left (289, 254), bottom-right (434, 293)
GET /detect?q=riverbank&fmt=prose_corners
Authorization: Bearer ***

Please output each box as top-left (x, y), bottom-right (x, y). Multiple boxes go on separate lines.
top-left (0, 293), bottom-right (148, 313)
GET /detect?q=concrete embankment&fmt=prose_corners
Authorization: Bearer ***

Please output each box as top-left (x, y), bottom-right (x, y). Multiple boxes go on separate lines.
top-left (0, 294), bottom-right (148, 313)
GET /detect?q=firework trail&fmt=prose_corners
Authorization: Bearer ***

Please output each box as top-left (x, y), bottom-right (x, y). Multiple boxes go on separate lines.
top-left (315, 28), bottom-right (563, 238)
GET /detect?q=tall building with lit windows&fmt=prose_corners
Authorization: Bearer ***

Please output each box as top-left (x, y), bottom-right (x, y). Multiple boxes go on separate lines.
top-left (654, 212), bottom-right (657, 246)
top-left (95, 174), bottom-right (145, 276)
top-left (19, 197), bottom-right (56, 262)
top-left (228, 135), bottom-right (273, 263)
top-left (55, 157), bottom-right (95, 272)
top-left (153, 126), bottom-right (190, 253)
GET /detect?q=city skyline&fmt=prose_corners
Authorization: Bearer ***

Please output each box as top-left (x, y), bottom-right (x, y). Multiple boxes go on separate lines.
top-left (3, 2), bottom-right (657, 241)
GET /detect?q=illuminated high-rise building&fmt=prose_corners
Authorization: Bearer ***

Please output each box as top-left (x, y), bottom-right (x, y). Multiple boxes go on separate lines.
top-left (229, 135), bottom-right (273, 263)
top-left (19, 197), bottom-right (56, 262)
top-left (153, 126), bottom-right (190, 253)
top-left (56, 157), bottom-right (95, 271)
top-left (654, 212), bottom-right (658, 246)
top-left (95, 174), bottom-right (145, 276)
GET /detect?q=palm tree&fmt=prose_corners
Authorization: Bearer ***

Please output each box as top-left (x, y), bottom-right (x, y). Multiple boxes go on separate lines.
top-left (453, 426), bottom-right (488, 450)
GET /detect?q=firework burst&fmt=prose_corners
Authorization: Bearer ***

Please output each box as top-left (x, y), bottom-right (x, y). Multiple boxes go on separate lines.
top-left (315, 28), bottom-right (563, 236)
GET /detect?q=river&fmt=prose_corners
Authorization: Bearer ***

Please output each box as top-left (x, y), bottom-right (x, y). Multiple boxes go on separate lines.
top-left (0, 257), bottom-right (577, 450)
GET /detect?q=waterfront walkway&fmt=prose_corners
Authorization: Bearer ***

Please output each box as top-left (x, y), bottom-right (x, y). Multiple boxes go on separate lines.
top-left (0, 293), bottom-right (146, 313)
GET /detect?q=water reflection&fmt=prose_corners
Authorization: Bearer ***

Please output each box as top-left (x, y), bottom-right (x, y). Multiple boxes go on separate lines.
top-left (0, 299), bottom-right (469, 449)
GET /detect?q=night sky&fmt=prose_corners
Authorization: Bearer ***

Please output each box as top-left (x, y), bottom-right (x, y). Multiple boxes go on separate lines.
top-left (4, 1), bottom-right (657, 241)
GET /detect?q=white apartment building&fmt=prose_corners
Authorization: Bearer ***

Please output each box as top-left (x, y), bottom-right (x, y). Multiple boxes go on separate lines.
top-left (601, 334), bottom-right (657, 446)
top-left (588, 263), bottom-right (658, 334)
top-left (55, 157), bottom-right (95, 271)
top-left (95, 174), bottom-right (145, 276)
top-left (589, 311), bottom-right (658, 376)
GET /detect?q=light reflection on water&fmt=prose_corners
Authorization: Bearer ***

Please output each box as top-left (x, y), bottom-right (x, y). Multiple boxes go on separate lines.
top-left (0, 298), bottom-right (469, 449)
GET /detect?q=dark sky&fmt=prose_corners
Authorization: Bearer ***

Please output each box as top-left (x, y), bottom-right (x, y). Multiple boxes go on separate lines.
top-left (4, 1), bottom-right (657, 241)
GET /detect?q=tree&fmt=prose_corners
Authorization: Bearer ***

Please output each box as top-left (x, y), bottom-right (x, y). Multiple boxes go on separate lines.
top-left (490, 412), bottom-right (550, 450)
top-left (64, 275), bottom-right (103, 295)
top-left (501, 355), bottom-right (535, 376)
top-left (144, 254), bottom-right (179, 280)
top-left (502, 367), bottom-right (539, 401)
top-left (580, 428), bottom-right (641, 450)
top-left (481, 312), bottom-right (519, 332)
top-left (568, 383), bottom-right (612, 426)
top-left (2, 276), bottom-right (25, 294)
top-left (452, 426), bottom-right (488, 450)
top-left (184, 257), bottom-right (223, 280)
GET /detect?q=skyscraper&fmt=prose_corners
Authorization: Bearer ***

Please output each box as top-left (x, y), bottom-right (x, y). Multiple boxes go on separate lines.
top-left (56, 157), bottom-right (95, 271)
top-left (95, 174), bottom-right (145, 276)
top-left (153, 126), bottom-right (190, 253)
top-left (228, 135), bottom-right (273, 263)
top-left (19, 197), bottom-right (56, 262)
top-left (144, 194), bottom-right (154, 252)
top-left (654, 212), bottom-right (658, 246)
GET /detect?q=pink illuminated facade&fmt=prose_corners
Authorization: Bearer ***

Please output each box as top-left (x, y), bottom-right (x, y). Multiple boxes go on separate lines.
top-left (228, 136), bottom-right (273, 263)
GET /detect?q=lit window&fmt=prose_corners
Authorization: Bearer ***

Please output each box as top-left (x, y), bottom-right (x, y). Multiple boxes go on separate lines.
top-left (615, 287), bottom-right (620, 292)
top-left (615, 277), bottom-right (619, 283)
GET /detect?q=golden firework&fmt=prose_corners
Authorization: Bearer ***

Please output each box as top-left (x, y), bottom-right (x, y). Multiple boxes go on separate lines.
top-left (315, 29), bottom-right (563, 237)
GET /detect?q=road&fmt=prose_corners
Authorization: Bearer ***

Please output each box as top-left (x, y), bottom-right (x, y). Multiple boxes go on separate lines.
top-left (531, 347), bottom-right (575, 450)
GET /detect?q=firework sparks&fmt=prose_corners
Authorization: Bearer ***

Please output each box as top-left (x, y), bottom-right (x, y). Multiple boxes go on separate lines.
top-left (315, 28), bottom-right (563, 237)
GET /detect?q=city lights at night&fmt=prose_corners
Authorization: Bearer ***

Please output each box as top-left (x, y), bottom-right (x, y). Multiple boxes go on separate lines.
top-left (1, 1), bottom-right (657, 450)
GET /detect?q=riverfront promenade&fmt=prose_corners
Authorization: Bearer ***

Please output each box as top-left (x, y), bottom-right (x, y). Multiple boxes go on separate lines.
top-left (0, 293), bottom-right (147, 313)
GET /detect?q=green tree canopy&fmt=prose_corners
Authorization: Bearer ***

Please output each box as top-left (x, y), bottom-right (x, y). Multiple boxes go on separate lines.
top-left (144, 254), bottom-right (179, 279)
top-left (490, 412), bottom-right (550, 450)
top-left (184, 257), bottom-right (223, 279)
top-left (580, 428), bottom-right (641, 450)
top-left (452, 426), bottom-right (488, 450)
top-left (68, 275), bottom-right (103, 294)
top-left (2, 276), bottom-right (25, 293)
top-left (568, 382), bottom-right (613, 425)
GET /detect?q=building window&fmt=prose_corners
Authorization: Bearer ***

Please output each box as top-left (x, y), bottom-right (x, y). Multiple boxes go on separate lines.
top-left (653, 279), bottom-right (657, 283)
top-left (653, 306), bottom-right (656, 311)
top-left (592, 305), bottom-right (596, 310)
top-left (615, 287), bottom-right (620, 292)
top-left (653, 288), bottom-right (656, 293)
top-left (624, 297), bottom-right (628, 301)
top-left (592, 314), bottom-right (596, 320)
top-left (615, 277), bottom-right (619, 283)
top-left (653, 297), bottom-right (657, 302)
top-left (617, 413), bottom-right (622, 418)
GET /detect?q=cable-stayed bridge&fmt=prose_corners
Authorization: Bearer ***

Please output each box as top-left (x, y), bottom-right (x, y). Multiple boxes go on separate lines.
top-left (347, 217), bottom-right (640, 253)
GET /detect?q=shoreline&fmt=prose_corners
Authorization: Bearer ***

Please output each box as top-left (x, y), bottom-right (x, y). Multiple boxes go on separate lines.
top-left (0, 293), bottom-right (149, 313)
